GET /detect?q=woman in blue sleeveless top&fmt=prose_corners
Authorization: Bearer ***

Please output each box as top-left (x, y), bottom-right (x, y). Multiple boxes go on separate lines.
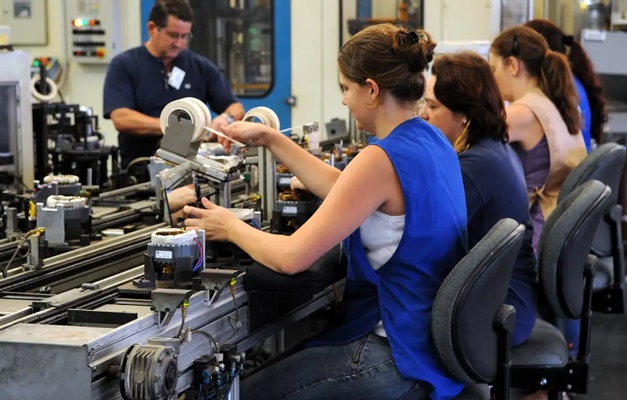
top-left (419, 52), bottom-right (537, 346)
top-left (184, 24), bottom-right (468, 400)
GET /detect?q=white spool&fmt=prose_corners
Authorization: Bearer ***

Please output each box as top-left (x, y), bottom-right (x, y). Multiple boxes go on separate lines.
top-left (31, 75), bottom-right (59, 102)
top-left (159, 98), bottom-right (211, 142)
top-left (43, 174), bottom-right (80, 185)
top-left (243, 107), bottom-right (281, 130)
top-left (46, 195), bottom-right (86, 208)
top-left (151, 228), bottom-right (197, 246)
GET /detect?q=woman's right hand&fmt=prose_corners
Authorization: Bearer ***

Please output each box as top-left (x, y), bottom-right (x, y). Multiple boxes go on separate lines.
top-left (221, 121), bottom-right (275, 153)
top-left (290, 176), bottom-right (309, 191)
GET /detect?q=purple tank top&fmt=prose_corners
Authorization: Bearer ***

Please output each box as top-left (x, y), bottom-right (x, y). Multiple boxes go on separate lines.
top-left (513, 136), bottom-right (550, 250)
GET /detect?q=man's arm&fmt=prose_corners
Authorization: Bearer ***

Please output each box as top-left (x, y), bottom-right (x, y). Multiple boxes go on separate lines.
top-left (110, 108), bottom-right (162, 135)
top-left (104, 55), bottom-right (161, 135)
top-left (223, 102), bottom-right (245, 120)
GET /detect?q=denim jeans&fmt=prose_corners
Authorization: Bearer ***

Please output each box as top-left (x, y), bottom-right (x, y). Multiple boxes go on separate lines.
top-left (239, 332), bottom-right (430, 400)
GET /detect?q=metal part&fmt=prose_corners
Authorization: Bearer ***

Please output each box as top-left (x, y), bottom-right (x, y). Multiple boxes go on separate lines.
top-left (25, 233), bottom-right (45, 270)
top-left (150, 288), bottom-right (193, 328)
top-left (156, 116), bottom-right (242, 185)
top-left (5, 207), bottom-right (18, 237)
top-left (36, 202), bottom-right (90, 246)
top-left (119, 344), bottom-right (179, 400)
top-left (200, 269), bottom-right (238, 304)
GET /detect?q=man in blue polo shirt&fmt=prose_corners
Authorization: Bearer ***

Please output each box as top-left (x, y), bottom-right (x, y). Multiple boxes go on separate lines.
top-left (103, 0), bottom-right (245, 168)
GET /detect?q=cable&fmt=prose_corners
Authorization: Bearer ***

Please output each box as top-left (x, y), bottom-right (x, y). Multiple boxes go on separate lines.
top-left (175, 299), bottom-right (190, 339)
top-left (192, 329), bottom-right (219, 355)
top-left (193, 236), bottom-right (204, 271)
top-left (219, 273), bottom-right (243, 350)
top-left (1, 228), bottom-right (44, 278)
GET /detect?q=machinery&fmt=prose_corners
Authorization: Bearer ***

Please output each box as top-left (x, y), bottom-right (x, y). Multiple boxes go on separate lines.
top-left (0, 51), bottom-right (34, 192)
top-left (32, 99), bottom-right (117, 188)
top-left (0, 97), bottom-right (349, 400)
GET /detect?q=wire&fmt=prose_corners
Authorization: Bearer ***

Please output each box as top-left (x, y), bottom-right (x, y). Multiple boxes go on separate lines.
top-left (220, 273), bottom-right (243, 351)
top-left (1, 228), bottom-right (44, 278)
top-left (175, 299), bottom-right (189, 339)
top-left (192, 329), bottom-right (219, 355)
top-left (193, 236), bottom-right (204, 271)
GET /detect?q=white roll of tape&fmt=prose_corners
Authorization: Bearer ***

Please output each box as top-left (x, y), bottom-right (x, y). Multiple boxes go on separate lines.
top-left (46, 195), bottom-right (86, 208)
top-left (243, 107), bottom-right (281, 130)
top-left (150, 228), bottom-right (197, 246)
top-left (159, 98), bottom-right (211, 142)
top-left (31, 75), bottom-right (58, 103)
top-left (43, 174), bottom-right (80, 185)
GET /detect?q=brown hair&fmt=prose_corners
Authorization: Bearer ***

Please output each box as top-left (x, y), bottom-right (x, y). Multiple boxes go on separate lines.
top-left (491, 26), bottom-right (581, 135)
top-left (337, 23), bottom-right (436, 103)
top-left (432, 52), bottom-right (509, 146)
top-left (525, 19), bottom-right (607, 143)
top-left (149, 0), bottom-right (194, 27)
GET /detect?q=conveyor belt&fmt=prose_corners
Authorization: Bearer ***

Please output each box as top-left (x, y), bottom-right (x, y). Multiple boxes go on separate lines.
top-left (0, 223), bottom-right (165, 292)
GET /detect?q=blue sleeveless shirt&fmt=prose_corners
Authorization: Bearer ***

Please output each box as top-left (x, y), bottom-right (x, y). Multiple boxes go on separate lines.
top-left (311, 118), bottom-right (468, 400)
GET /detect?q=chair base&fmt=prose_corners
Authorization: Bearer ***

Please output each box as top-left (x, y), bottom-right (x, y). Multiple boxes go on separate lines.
top-left (592, 285), bottom-right (625, 313)
top-left (510, 361), bottom-right (589, 394)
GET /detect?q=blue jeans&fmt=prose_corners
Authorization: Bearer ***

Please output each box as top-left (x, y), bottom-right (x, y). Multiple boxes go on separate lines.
top-left (239, 332), bottom-right (430, 400)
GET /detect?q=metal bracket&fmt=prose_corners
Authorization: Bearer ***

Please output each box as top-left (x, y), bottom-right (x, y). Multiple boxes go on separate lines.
top-left (200, 269), bottom-right (238, 305)
top-left (150, 288), bottom-right (193, 328)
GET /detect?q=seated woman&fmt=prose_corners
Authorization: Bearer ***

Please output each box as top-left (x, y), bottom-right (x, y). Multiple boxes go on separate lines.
top-left (526, 19), bottom-right (608, 152)
top-left (419, 51), bottom-right (536, 346)
top-left (489, 26), bottom-right (587, 250)
top-left (183, 24), bottom-right (469, 400)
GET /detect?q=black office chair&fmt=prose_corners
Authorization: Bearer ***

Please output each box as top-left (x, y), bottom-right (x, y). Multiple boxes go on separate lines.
top-left (558, 142), bottom-right (626, 313)
top-left (510, 180), bottom-right (612, 399)
top-left (432, 218), bottom-right (526, 400)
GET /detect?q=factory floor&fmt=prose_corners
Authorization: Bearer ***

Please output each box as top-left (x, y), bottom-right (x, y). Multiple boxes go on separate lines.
top-left (582, 311), bottom-right (627, 399)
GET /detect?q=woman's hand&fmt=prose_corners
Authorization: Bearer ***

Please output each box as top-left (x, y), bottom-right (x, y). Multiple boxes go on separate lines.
top-left (221, 121), bottom-right (275, 153)
top-left (183, 197), bottom-right (241, 241)
top-left (290, 176), bottom-right (309, 191)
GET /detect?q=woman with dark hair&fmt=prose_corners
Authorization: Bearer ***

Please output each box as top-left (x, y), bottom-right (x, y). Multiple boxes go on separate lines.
top-left (490, 25), bottom-right (587, 250)
top-left (184, 23), bottom-right (469, 400)
top-left (419, 51), bottom-right (536, 346)
top-left (526, 19), bottom-right (608, 151)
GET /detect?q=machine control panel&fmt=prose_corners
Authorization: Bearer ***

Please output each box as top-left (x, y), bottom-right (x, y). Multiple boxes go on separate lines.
top-left (66, 0), bottom-right (122, 63)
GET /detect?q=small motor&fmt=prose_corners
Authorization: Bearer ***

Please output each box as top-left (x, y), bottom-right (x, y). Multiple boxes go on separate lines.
top-left (135, 228), bottom-right (203, 289)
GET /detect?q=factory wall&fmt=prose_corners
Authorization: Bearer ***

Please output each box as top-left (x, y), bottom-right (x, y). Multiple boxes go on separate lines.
top-left (7, 0), bottom-right (552, 149)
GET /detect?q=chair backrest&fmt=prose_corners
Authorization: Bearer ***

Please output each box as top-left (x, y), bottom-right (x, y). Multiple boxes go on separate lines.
top-left (539, 180), bottom-right (612, 319)
top-left (431, 218), bottom-right (525, 383)
top-left (557, 143), bottom-right (626, 256)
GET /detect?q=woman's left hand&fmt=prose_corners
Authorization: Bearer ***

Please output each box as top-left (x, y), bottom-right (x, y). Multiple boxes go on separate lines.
top-left (183, 197), bottom-right (240, 241)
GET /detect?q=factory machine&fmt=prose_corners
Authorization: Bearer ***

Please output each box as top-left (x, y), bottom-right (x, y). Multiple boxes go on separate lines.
top-left (0, 99), bottom-right (347, 400)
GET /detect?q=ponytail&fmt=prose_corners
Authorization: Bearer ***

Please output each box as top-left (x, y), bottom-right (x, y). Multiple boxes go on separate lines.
top-left (539, 50), bottom-right (581, 135)
top-left (568, 41), bottom-right (608, 142)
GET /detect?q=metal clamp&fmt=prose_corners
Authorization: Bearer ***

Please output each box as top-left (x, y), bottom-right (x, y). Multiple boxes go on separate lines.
top-left (150, 288), bottom-right (193, 328)
top-left (200, 269), bottom-right (239, 304)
